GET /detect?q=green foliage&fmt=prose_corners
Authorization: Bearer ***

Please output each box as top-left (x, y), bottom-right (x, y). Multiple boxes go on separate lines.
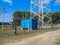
top-left (13, 11), bottom-right (60, 26)
top-left (13, 11), bottom-right (30, 26)
top-left (52, 12), bottom-right (60, 24)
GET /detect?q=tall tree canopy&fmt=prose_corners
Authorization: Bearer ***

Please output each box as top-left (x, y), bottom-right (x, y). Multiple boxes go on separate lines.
top-left (13, 11), bottom-right (30, 26)
top-left (13, 11), bottom-right (60, 26)
top-left (52, 12), bottom-right (60, 24)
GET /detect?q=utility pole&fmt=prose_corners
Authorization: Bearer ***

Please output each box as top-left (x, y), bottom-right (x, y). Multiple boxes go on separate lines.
top-left (1, 7), bottom-right (6, 30)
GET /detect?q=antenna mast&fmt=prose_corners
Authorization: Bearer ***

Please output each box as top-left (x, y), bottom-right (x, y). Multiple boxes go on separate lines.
top-left (30, 0), bottom-right (52, 28)
top-left (1, 7), bottom-right (7, 30)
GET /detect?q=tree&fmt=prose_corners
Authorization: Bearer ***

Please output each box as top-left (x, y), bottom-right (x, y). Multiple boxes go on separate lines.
top-left (13, 11), bottom-right (60, 26)
top-left (52, 12), bottom-right (60, 24)
top-left (13, 11), bottom-right (30, 26)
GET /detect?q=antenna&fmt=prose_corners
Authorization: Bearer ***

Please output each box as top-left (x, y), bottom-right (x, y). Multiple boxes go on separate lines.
top-left (1, 6), bottom-right (7, 30)
top-left (30, 0), bottom-right (52, 28)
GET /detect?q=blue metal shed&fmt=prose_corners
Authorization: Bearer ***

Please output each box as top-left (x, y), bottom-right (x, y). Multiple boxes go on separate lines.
top-left (21, 19), bottom-right (38, 30)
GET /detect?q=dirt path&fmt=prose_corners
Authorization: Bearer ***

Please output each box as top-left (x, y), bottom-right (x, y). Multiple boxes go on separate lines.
top-left (3, 30), bottom-right (60, 45)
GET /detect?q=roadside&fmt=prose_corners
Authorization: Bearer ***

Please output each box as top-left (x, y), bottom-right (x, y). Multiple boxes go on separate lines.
top-left (0, 28), bottom-right (60, 45)
top-left (3, 29), bottom-right (60, 45)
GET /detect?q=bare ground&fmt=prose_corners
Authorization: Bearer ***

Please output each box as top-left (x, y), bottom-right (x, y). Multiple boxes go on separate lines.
top-left (3, 30), bottom-right (60, 45)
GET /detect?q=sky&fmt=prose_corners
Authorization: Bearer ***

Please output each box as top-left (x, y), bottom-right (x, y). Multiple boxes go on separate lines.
top-left (0, 0), bottom-right (60, 22)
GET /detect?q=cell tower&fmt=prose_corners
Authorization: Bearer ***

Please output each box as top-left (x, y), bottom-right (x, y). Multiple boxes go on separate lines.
top-left (30, 0), bottom-right (52, 28)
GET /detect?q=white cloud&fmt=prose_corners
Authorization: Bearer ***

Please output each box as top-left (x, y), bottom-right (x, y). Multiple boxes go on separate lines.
top-left (55, 0), bottom-right (60, 5)
top-left (42, 0), bottom-right (52, 4)
top-left (3, 0), bottom-right (12, 3)
top-left (3, 0), bottom-right (13, 6)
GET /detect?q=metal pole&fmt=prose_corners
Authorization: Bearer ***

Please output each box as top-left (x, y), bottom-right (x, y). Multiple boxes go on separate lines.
top-left (2, 7), bottom-right (4, 30)
top-left (2, 11), bottom-right (4, 30)
top-left (28, 23), bottom-right (30, 33)
top-left (1, 7), bottom-right (7, 30)
top-left (41, 0), bottom-right (44, 28)
top-left (38, 0), bottom-right (41, 29)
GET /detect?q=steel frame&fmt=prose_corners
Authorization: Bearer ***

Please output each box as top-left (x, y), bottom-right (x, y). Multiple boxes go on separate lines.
top-left (30, 0), bottom-right (52, 28)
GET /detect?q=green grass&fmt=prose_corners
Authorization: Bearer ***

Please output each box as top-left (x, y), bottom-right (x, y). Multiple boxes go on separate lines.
top-left (0, 28), bottom-right (60, 45)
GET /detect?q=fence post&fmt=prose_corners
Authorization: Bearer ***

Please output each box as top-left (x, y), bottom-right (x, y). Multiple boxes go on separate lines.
top-left (24, 22), bottom-right (25, 33)
top-left (14, 23), bottom-right (17, 34)
top-left (21, 27), bottom-right (22, 30)
top-left (28, 23), bottom-right (30, 33)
